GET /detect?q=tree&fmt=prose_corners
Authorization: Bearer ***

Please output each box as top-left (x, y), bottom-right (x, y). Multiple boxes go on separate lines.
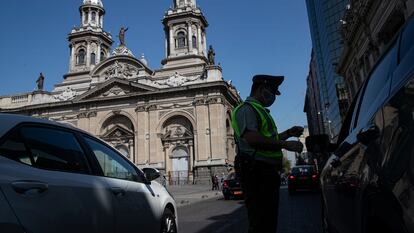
top-left (282, 156), bottom-right (291, 174)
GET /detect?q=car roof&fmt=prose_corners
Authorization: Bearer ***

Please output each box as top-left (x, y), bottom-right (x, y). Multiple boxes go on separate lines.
top-left (0, 113), bottom-right (84, 137)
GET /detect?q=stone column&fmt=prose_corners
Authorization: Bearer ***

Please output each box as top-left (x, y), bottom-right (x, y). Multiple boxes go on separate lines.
top-left (86, 41), bottom-right (91, 67)
top-left (70, 43), bottom-right (75, 71)
top-left (129, 139), bottom-right (134, 163)
top-left (197, 26), bottom-right (202, 54)
top-left (165, 31), bottom-right (169, 57)
top-left (100, 14), bottom-right (104, 28)
top-left (97, 43), bottom-right (101, 63)
top-left (188, 141), bottom-right (194, 184)
top-left (187, 21), bottom-right (193, 52)
top-left (169, 25), bottom-right (174, 56)
top-left (88, 10), bottom-right (92, 25)
top-left (82, 11), bottom-right (86, 26)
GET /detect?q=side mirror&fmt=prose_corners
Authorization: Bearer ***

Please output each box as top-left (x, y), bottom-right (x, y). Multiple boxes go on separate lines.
top-left (306, 134), bottom-right (336, 153)
top-left (142, 168), bottom-right (161, 182)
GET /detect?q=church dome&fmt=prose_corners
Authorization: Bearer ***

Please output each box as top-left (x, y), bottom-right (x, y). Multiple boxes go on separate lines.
top-left (82, 0), bottom-right (103, 7)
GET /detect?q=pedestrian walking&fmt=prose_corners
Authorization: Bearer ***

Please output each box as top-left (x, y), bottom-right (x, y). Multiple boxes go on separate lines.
top-left (232, 74), bottom-right (304, 233)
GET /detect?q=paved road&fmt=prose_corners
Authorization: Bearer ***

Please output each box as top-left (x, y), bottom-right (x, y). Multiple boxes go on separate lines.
top-left (177, 186), bottom-right (322, 233)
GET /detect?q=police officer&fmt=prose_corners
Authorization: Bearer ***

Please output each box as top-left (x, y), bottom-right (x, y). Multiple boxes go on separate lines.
top-left (232, 74), bottom-right (304, 233)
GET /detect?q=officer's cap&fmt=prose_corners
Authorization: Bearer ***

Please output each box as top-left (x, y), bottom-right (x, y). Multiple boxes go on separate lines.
top-left (252, 74), bottom-right (284, 95)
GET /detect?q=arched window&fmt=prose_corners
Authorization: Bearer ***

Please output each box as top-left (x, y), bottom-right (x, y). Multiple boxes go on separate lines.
top-left (84, 12), bottom-right (88, 24)
top-left (177, 31), bottom-right (186, 48)
top-left (192, 36), bottom-right (197, 48)
top-left (90, 53), bottom-right (96, 65)
top-left (77, 49), bottom-right (86, 65)
top-left (92, 12), bottom-right (96, 23)
top-left (101, 51), bottom-right (106, 61)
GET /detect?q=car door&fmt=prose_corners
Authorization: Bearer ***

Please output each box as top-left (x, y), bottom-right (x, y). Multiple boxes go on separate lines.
top-left (82, 135), bottom-right (162, 233)
top-left (0, 124), bottom-right (114, 233)
top-left (323, 40), bottom-right (398, 233)
top-left (379, 17), bottom-right (414, 233)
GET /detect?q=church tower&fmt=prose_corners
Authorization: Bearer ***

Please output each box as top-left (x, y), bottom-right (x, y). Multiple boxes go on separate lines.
top-left (162, 0), bottom-right (209, 68)
top-left (67, 0), bottom-right (113, 74)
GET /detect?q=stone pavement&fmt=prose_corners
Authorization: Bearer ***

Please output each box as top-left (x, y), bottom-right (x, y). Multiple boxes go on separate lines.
top-left (166, 184), bottom-right (223, 207)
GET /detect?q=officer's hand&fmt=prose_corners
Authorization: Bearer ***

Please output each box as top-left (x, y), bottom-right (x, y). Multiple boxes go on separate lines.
top-left (283, 141), bottom-right (304, 153)
top-left (288, 126), bottom-right (304, 137)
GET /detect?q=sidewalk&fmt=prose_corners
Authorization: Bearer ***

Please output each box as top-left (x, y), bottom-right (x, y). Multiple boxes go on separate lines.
top-left (166, 184), bottom-right (223, 207)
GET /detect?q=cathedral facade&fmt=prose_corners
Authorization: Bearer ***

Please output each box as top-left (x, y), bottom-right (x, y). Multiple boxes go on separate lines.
top-left (0, 0), bottom-right (240, 184)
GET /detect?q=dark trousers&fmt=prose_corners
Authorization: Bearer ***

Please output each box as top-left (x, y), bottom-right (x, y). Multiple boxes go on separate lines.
top-left (239, 157), bottom-right (281, 233)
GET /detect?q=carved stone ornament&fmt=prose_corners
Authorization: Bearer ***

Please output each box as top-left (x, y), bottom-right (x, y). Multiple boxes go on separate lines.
top-left (104, 61), bottom-right (138, 80)
top-left (135, 106), bottom-right (146, 112)
top-left (101, 86), bottom-right (128, 97)
top-left (154, 72), bottom-right (199, 87)
top-left (55, 87), bottom-right (77, 101)
top-left (112, 45), bottom-right (135, 57)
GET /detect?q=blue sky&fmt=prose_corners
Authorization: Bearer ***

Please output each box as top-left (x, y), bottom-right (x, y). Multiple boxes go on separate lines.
top-left (0, 0), bottom-right (312, 133)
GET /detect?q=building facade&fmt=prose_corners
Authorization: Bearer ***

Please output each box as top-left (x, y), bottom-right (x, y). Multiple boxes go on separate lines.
top-left (0, 0), bottom-right (240, 184)
top-left (337, 0), bottom-right (414, 100)
top-left (305, 0), bottom-right (350, 141)
top-left (304, 50), bottom-right (325, 136)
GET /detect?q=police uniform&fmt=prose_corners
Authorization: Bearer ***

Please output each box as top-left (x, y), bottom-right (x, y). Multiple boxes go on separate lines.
top-left (232, 75), bottom-right (284, 233)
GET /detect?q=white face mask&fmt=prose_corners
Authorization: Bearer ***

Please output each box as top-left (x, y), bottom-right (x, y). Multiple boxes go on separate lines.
top-left (261, 88), bottom-right (276, 107)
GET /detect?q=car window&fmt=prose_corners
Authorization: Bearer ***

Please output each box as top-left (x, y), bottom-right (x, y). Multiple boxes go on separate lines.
top-left (399, 18), bottom-right (414, 61)
top-left (84, 137), bottom-right (138, 182)
top-left (354, 43), bottom-right (397, 129)
top-left (0, 130), bottom-right (32, 165)
top-left (291, 167), bottom-right (314, 175)
top-left (20, 126), bottom-right (90, 173)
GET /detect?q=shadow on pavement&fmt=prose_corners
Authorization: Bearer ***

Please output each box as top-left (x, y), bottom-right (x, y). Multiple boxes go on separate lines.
top-left (195, 201), bottom-right (248, 233)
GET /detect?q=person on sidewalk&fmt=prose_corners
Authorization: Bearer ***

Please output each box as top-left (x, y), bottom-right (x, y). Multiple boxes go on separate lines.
top-left (232, 74), bottom-right (304, 233)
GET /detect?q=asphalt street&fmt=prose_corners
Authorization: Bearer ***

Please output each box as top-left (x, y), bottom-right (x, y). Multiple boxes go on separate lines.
top-left (177, 186), bottom-right (322, 233)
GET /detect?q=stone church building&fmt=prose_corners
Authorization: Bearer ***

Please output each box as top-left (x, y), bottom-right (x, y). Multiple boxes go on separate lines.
top-left (0, 0), bottom-right (240, 184)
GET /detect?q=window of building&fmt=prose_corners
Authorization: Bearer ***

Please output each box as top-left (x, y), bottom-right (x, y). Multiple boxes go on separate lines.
top-left (20, 126), bottom-right (90, 174)
top-left (101, 51), bottom-right (106, 61)
top-left (192, 36), bottom-right (197, 48)
top-left (84, 12), bottom-right (88, 24)
top-left (92, 12), bottom-right (96, 23)
top-left (177, 31), bottom-right (186, 48)
top-left (77, 49), bottom-right (86, 65)
top-left (91, 53), bottom-right (96, 65)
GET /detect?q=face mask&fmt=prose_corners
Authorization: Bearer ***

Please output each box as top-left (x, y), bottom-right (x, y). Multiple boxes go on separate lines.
top-left (261, 89), bottom-right (276, 107)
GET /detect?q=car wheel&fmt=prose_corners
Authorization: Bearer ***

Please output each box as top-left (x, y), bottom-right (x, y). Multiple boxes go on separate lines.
top-left (160, 208), bottom-right (177, 233)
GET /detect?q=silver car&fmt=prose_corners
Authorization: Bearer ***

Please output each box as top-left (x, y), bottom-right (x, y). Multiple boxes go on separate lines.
top-left (0, 113), bottom-right (177, 233)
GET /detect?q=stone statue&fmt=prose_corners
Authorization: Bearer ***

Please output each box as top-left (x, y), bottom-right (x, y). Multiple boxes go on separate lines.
top-left (208, 45), bottom-right (215, 65)
top-left (119, 26), bottom-right (128, 46)
top-left (36, 72), bottom-right (45, 91)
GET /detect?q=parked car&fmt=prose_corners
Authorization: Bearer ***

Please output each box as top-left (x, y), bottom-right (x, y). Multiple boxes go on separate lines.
top-left (222, 172), bottom-right (243, 200)
top-left (287, 165), bottom-right (319, 193)
top-left (306, 17), bottom-right (414, 233)
top-left (0, 113), bottom-right (177, 233)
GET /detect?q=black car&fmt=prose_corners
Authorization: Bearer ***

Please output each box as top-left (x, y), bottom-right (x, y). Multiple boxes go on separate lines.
top-left (307, 17), bottom-right (414, 233)
top-left (222, 172), bottom-right (243, 200)
top-left (288, 165), bottom-right (319, 193)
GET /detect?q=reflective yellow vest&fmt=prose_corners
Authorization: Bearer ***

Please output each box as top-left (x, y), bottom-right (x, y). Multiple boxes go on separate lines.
top-left (231, 100), bottom-right (283, 163)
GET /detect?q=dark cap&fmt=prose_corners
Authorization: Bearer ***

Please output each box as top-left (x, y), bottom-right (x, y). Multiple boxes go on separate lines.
top-left (252, 74), bottom-right (284, 94)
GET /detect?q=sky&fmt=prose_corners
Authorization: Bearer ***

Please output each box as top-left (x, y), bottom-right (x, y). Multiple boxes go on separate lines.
top-left (0, 0), bottom-right (312, 134)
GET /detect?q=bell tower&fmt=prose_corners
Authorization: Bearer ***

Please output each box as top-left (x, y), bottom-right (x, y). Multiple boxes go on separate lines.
top-left (67, 0), bottom-right (113, 74)
top-left (161, 0), bottom-right (208, 68)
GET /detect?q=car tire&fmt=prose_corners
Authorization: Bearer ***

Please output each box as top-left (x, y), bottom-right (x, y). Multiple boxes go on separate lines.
top-left (160, 208), bottom-right (177, 233)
